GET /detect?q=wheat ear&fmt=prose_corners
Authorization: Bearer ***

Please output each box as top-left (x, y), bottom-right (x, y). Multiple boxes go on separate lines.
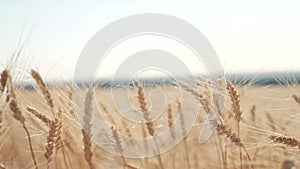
top-left (216, 123), bottom-right (254, 169)
top-left (0, 72), bottom-right (5, 136)
top-left (270, 135), bottom-right (299, 149)
top-left (250, 105), bottom-right (256, 124)
top-left (0, 70), bottom-right (8, 93)
top-left (1, 70), bottom-right (38, 169)
top-left (30, 69), bottom-right (54, 115)
top-left (99, 102), bottom-right (117, 127)
top-left (167, 104), bottom-right (175, 140)
top-left (226, 80), bottom-right (242, 123)
top-left (82, 88), bottom-right (95, 169)
top-left (137, 84), bottom-right (164, 169)
top-left (30, 69), bottom-right (70, 168)
top-left (167, 103), bottom-right (177, 169)
top-left (226, 80), bottom-right (243, 169)
top-left (45, 118), bottom-right (61, 168)
top-left (27, 106), bottom-right (51, 125)
top-left (111, 126), bottom-right (137, 169)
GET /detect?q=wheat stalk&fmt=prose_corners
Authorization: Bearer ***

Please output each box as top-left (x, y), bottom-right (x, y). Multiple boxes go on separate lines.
top-left (111, 126), bottom-right (137, 169)
top-left (177, 100), bottom-right (191, 169)
top-left (167, 103), bottom-right (177, 168)
top-left (27, 106), bottom-right (69, 169)
top-left (0, 80), bottom-right (3, 136)
top-left (0, 108), bottom-right (2, 136)
top-left (265, 112), bottom-right (276, 131)
top-left (30, 69), bottom-right (70, 168)
top-left (1, 69), bottom-right (38, 169)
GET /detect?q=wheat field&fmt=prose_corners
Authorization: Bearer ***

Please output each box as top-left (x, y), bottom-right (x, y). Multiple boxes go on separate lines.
top-left (0, 68), bottom-right (300, 169)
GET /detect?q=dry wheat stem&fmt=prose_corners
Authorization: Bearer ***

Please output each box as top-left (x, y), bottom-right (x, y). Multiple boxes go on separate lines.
top-left (167, 103), bottom-right (177, 168)
top-left (111, 127), bottom-right (137, 169)
top-left (0, 108), bottom-right (2, 136)
top-left (177, 100), bottom-right (191, 169)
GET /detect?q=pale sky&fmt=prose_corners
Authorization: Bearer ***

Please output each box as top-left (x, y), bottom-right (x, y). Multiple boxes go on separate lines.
top-left (0, 0), bottom-right (300, 81)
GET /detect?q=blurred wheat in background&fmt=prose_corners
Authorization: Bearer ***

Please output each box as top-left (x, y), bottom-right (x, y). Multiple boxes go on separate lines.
top-left (0, 65), bottom-right (300, 169)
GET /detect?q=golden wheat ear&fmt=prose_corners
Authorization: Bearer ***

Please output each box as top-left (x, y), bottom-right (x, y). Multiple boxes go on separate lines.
top-left (216, 122), bottom-right (254, 169)
top-left (270, 135), bottom-right (299, 149)
top-left (226, 80), bottom-right (242, 123)
top-left (30, 69), bottom-right (55, 115)
top-left (1, 69), bottom-right (38, 169)
top-left (82, 88), bottom-right (95, 169)
top-left (226, 80), bottom-right (244, 169)
top-left (29, 69), bottom-right (71, 168)
top-left (136, 84), bottom-right (164, 169)
top-left (45, 118), bottom-right (62, 169)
